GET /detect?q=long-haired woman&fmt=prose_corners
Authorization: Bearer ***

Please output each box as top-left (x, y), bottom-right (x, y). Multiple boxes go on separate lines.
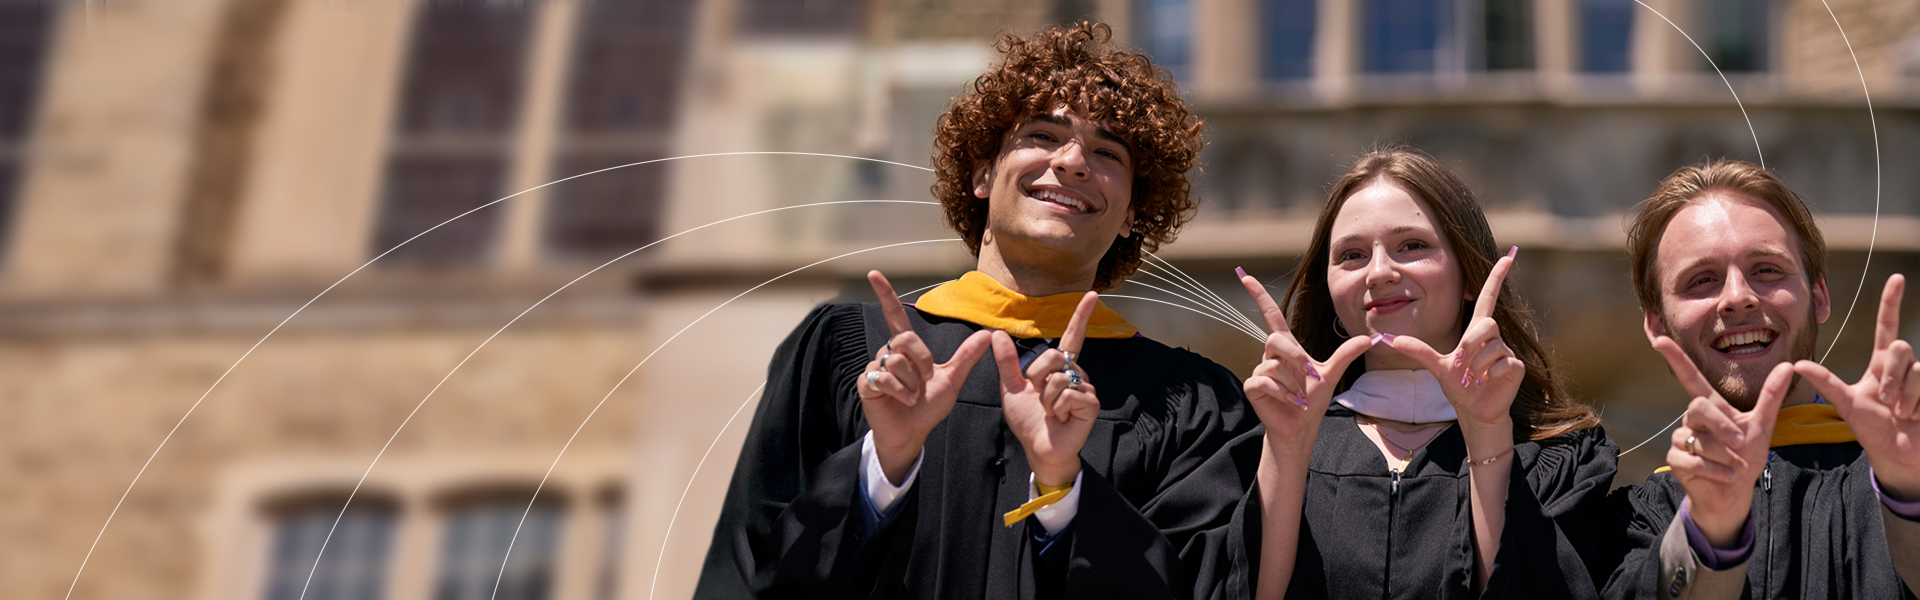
top-left (1224, 147), bottom-right (1618, 599)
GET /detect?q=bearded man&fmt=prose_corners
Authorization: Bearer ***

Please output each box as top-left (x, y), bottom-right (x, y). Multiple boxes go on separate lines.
top-left (1604, 159), bottom-right (1920, 599)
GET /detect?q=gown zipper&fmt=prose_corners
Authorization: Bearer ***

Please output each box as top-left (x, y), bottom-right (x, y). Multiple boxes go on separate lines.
top-left (1385, 467), bottom-right (1402, 599)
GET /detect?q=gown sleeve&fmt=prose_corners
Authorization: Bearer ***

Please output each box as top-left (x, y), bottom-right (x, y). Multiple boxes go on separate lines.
top-left (693, 303), bottom-right (890, 599)
top-left (1054, 357), bottom-right (1262, 600)
top-left (1601, 474), bottom-right (1688, 600)
top-left (1482, 426), bottom-right (1622, 599)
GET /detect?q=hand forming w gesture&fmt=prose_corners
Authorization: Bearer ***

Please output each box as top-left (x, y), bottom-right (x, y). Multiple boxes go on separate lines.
top-left (996, 292), bottom-right (1103, 487)
top-left (1236, 268), bottom-right (1375, 441)
top-left (1794, 274), bottom-right (1920, 501)
top-left (859, 270), bottom-right (994, 485)
top-left (1384, 247), bottom-right (1526, 426)
top-left (1654, 336), bottom-right (1791, 545)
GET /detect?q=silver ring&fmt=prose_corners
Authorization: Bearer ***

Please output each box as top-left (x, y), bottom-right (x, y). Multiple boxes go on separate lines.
top-left (1066, 368), bottom-right (1083, 390)
top-left (878, 352), bottom-right (890, 370)
top-left (1060, 349), bottom-right (1077, 367)
top-left (1684, 435), bottom-right (1698, 456)
top-left (866, 370), bottom-right (882, 392)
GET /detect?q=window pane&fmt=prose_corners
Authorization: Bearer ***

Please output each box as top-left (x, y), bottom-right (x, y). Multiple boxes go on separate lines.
top-left (736, 0), bottom-right (864, 37)
top-left (595, 500), bottom-right (623, 600)
top-left (0, 0), bottom-right (54, 139)
top-left (1706, 0), bottom-right (1768, 72)
top-left (1263, 0), bottom-right (1315, 80)
top-left (0, 0), bottom-right (54, 267)
top-left (1365, 0), bottom-right (1453, 73)
top-left (262, 503), bottom-right (397, 600)
top-left (1483, 0), bottom-right (1531, 70)
top-left (544, 153), bottom-right (665, 259)
top-left (372, 155), bottom-right (507, 266)
top-left (435, 500), bottom-right (564, 600)
top-left (396, 2), bottom-right (534, 136)
top-left (1581, 0), bottom-right (1632, 73)
top-left (1137, 0), bottom-right (1193, 80)
top-left (565, 0), bottom-right (696, 134)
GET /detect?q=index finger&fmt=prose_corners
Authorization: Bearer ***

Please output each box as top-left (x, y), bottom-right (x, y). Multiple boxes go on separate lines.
top-left (1058, 291), bottom-right (1099, 355)
top-left (1875, 274), bottom-right (1905, 352)
top-left (1472, 247), bottom-right (1518, 322)
top-left (1651, 335), bottom-right (1720, 402)
top-left (867, 270), bottom-right (913, 336)
top-left (1237, 267), bottom-right (1290, 335)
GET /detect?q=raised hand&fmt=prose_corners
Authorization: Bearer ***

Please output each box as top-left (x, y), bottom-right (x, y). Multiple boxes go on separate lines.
top-left (859, 270), bottom-right (994, 485)
top-left (996, 292), bottom-right (1102, 488)
top-left (1383, 247), bottom-right (1525, 427)
top-left (1236, 268), bottom-right (1375, 441)
top-left (1794, 274), bottom-right (1920, 501)
top-left (1656, 339), bottom-right (1791, 546)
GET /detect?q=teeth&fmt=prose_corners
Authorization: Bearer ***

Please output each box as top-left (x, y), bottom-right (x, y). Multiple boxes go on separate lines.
top-left (1715, 330), bottom-right (1775, 351)
top-left (1034, 190), bottom-right (1090, 213)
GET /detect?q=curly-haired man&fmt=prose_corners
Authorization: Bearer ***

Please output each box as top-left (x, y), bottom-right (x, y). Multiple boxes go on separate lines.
top-left (695, 22), bottom-right (1252, 599)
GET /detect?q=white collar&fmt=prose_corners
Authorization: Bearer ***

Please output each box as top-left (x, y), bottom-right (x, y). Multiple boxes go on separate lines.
top-left (1333, 369), bottom-right (1457, 424)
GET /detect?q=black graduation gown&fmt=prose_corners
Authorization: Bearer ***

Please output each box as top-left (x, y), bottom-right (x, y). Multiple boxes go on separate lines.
top-left (693, 302), bottom-right (1257, 599)
top-left (1193, 406), bottom-right (1620, 600)
top-left (1603, 442), bottom-right (1920, 599)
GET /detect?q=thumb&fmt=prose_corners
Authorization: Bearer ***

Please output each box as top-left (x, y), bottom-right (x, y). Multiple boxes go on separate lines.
top-left (1385, 334), bottom-right (1449, 373)
top-left (991, 331), bottom-right (1025, 392)
top-left (1751, 362), bottom-right (1794, 435)
top-left (1791, 360), bottom-right (1855, 419)
top-left (1322, 335), bottom-right (1377, 379)
top-left (945, 330), bottom-right (994, 376)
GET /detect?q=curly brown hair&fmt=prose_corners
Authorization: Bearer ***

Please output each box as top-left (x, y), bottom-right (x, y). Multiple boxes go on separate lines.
top-left (930, 22), bottom-right (1204, 291)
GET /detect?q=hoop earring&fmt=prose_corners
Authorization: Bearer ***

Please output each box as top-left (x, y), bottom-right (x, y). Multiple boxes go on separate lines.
top-left (1333, 318), bottom-right (1351, 338)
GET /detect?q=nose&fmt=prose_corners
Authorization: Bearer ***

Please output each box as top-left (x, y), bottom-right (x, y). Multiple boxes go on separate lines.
top-left (1364, 244), bottom-right (1399, 288)
top-left (1717, 268), bottom-right (1760, 315)
top-left (1051, 140), bottom-right (1089, 180)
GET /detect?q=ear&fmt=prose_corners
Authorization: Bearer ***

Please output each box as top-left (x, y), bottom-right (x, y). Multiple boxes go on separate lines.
top-left (972, 161), bottom-right (993, 199)
top-left (1643, 308), bottom-right (1667, 345)
top-left (1119, 211), bottom-right (1135, 238)
top-left (1812, 277), bottom-right (1831, 323)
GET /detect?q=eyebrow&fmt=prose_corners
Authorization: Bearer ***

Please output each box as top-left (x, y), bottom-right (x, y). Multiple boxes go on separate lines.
top-left (1330, 225), bottom-right (1429, 252)
top-left (1023, 114), bottom-right (1133, 154)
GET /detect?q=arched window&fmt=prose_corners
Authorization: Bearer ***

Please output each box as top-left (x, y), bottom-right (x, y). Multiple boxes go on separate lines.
top-left (260, 495), bottom-right (400, 600)
top-left (372, 2), bottom-right (534, 267)
top-left (434, 491), bottom-right (567, 600)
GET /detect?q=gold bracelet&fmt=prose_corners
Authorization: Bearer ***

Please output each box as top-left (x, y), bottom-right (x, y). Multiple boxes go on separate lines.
top-left (1468, 446), bottom-right (1515, 467)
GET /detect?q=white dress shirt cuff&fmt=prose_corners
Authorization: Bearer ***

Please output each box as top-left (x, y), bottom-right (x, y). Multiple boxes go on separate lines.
top-left (860, 431), bottom-right (922, 513)
top-left (1029, 470), bottom-right (1083, 536)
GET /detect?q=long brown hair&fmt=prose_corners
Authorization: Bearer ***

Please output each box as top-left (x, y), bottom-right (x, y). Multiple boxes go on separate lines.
top-left (1281, 147), bottom-right (1600, 441)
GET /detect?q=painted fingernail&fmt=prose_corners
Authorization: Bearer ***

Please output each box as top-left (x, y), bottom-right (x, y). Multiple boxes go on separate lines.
top-left (1476, 375), bottom-right (1484, 387)
top-left (1380, 333), bottom-right (1397, 344)
top-left (1235, 266), bottom-right (1249, 280)
top-left (1508, 246), bottom-right (1519, 258)
top-left (1461, 372), bottom-right (1472, 387)
top-left (1304, 361), bottom-right (1322, 380)
top-left (1294, 395), bottom-right (1309, 409)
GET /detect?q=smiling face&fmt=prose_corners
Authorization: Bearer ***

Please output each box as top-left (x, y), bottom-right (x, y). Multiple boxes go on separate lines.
top-left (1645, 190), bottom-right (1830, 409)
top-left (1326, 179), bottom-right (1468, 368)
top-left (970, 106), bottom-right (1135, 290)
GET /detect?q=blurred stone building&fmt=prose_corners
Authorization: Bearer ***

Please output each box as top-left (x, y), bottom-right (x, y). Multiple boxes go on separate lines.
top-left (1, 1), bottom-right (1918, 599)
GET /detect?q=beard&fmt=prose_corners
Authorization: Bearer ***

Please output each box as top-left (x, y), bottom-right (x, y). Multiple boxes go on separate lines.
top-left (1668, 305), bottom-right (1818, 410)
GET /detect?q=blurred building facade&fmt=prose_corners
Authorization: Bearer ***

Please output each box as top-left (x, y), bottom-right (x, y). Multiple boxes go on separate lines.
top-left (2, 1), bottom-right (1918, 600)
